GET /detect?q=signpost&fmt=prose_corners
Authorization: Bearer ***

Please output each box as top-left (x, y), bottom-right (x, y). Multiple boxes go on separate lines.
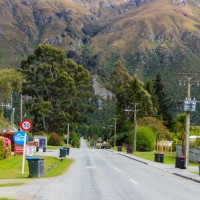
top-left (20, 119), bottom-right (33, 174)
top-left (20, 119), bottom-right (32, 132)
top-left (14, 131), bottom-right (27, 155)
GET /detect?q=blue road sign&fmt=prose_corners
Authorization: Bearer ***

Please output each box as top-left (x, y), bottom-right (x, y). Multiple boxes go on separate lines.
top-left (14, 131), bottom-right (27, 146)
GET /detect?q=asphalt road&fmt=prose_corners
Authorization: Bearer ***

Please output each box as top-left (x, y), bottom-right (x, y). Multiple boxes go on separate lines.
top-left (1, 138), bottom-right (200, 200)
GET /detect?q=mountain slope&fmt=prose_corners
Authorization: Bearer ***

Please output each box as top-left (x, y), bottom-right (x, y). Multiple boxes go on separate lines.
top-left (0, 0), bottom-right (200, 99)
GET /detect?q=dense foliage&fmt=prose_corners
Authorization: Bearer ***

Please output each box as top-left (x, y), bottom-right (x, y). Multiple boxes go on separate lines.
top-left (21, 44), bottom-right (93, 134)
top-left (69, 131), bottom-right (80, 148)
top-left (138, 117), bottom-right (170, 142)
top-left (111, 61), bottom-right (157, 118)
top-left (0, 136), bottom-right (11, 159)
top-left (136, 127), bottom-right (155, 151)
top-left (48, 132), bottom-right (64, 146)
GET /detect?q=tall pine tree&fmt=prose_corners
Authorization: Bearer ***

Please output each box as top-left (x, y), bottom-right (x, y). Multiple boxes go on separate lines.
top-left (154, 73), bottom-right (174, 129)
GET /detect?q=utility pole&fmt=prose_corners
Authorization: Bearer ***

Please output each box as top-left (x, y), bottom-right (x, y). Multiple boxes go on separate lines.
top-left (20, 94), bottom-right (23, 122)
top-left (125, 103), bottom-right (139, 152)
top-left (67, 123), bottom-right (70, 145)
top-left (133, 103), bottom-right (139, 152)
top-left (114, 118), bottom-right (117, 147)
top-left (179, 72), bottom-right (199, 166)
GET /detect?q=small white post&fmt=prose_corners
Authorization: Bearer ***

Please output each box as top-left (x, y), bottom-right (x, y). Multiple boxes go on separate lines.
top-left (22, 133), bottom-right (27, 174)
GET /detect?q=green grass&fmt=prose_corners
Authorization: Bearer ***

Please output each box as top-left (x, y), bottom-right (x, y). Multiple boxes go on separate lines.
top-left (43, 158), bottom-right (73, 178)
top-left (111, 147), bottom-right (198, 166)
top-left (0, 183), bottom-right (25, 187)
top-left (46, 145), bottom-right (62, 150)
top-left (0, 154), bottom-right (73, 179)
top-left (47, 145), bottom-right (72, 150)
top-left (0, 198), bottom-right (16, 200)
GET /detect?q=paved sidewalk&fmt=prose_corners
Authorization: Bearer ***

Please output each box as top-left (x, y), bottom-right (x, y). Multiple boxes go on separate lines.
top-left (113, 150), bottom-right (200, 183)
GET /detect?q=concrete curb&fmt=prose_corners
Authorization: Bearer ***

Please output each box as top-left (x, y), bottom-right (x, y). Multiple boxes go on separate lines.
top-left (107, 149), bottom-right (200, 184)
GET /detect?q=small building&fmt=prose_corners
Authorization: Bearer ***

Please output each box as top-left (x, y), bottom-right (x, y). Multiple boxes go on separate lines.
top-left (33, 135), bottom-right (47, 148)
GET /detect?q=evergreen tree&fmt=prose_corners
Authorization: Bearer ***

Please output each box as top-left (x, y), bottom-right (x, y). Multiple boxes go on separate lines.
top-left (154, 73), bottom-right (174, 129)
top-left (21, 44), bottom-right (93, 133)
top-left (111, 61), bottom-right (156, 118)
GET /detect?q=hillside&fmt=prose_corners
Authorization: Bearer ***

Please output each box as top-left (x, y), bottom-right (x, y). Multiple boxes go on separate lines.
top-left (1, 0), bottom-right (200, 100)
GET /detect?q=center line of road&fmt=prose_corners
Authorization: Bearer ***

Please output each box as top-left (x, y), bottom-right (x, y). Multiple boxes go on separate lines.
top-left (129, 179), bottom-right (138, 185)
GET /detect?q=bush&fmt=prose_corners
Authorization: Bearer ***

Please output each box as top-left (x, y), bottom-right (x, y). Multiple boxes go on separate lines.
top-left (136, 127), bottom-right (155, 151)
top-left (190, 138), bottom-right (200, 149)
top-left (0, 136), bottom-right (11, 159)
top-left (69, 131), bottom-right (80, 148)
top-left (0, 137), bottom-right (4, 159)
top-left (48, 132), bottom-right (63, 146)
top-left (138, 117), bottom-right (170, 141)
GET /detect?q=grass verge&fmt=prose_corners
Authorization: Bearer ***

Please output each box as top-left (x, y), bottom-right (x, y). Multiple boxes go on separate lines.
top-left (0, 154), bottom-right (73, 179)
top-left (111, 147), bottom-right (198, 167)
top-left (0, 183), bottom-right (25, 187)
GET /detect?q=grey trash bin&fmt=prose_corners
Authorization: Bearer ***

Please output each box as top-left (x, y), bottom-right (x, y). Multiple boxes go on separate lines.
top-left (26, 157), bottom-right (44, 178)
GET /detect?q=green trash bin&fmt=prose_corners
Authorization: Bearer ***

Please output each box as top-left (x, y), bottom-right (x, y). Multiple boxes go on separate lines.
top-left (62, 147), bottom-right (70, 155)
top-left (26, 157), bottom-right (44, 178)
top-left (59, 148), bottom-right (67, 157)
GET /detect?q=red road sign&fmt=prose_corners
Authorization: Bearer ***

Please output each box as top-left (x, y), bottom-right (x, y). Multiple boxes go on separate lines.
top-left (20, 119), bottom-right (32, 132)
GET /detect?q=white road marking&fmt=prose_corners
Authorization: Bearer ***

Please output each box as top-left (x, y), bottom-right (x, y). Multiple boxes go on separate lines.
top-left (86, 166), bottom-right (96, 169)
top-left (115, 168), bottom-right (120, 172)
top-left (129, 179), bottom-right (138, 185)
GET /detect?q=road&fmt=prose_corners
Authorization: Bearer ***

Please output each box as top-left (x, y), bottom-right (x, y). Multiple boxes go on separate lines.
top-left (1, 138), bottom-right (200, 200)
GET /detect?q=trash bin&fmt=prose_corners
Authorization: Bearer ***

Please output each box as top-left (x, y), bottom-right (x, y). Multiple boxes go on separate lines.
top-left (43, 147), bottom-right (46, 152)
top-left (175, 156), bottom-right (186, 169)
top-left (117, 146), bottom-right (122, 152)
top-left (36, 147), bottom-right (39, 152)
top-left (160, 154), bottom-right (164, 163)
top-left (66, 147), bottom-right (70, 155)
top-left (175, 156), bottom-right (180, 168)
top-left (154, 153), bottom-right (159, 162)
top-left (126, 147), bottom-right (133, 154)
top-left (63, 147), bottom-right (70, 155)
top-left (26, 157), bottom-right (44, 178)
top-left (154, 153), bottom-right (164, 163)
top-left (198, 160), bottom-right (200, 175)
top-left (59, 148), bottom-right (67, 157)
top-left (179, 156), bottom-right (186, 169)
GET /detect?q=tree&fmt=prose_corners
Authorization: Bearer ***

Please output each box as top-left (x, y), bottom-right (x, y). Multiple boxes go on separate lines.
top-left (145, 79), bottom-right (158, 113)
top-left (111, 61), bottom-right (131, 111)
top-left (173, 113), bottom-right (186, 155)
top-left (21, 44), bottom-right (93, 133)
top-left (0, 69), bottom-right (23, 102)
top-left (0, 69), bottom-right (23, 127)
top-left (111, 61), bottom-right (156, 117)
top-left (138, 117), bottom-right (170, 142)
top-left (154, 73), bottom-right (174, 129)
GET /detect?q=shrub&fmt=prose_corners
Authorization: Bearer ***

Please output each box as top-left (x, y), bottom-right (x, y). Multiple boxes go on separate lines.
top-left (0, 136), bottom-right (11, 159)
top-left (190, 138), bottom-right (200, 149)
top-left (136, 127), bottom-right (155, 151)
top-left (69, 131), bottom-right (80, 148)
top-left (0, 137), bottom-right (4, 160)
top-left (138, 117), bottom-right (170, 141)
top-left (48, 132), bottom-right (63, 146)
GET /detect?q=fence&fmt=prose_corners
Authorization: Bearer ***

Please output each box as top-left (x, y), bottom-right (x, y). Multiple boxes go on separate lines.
top-left (176, 145), bottom-right (200, 163)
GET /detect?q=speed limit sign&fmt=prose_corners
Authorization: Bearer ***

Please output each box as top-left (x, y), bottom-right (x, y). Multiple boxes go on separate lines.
top-left (20, 119), bottom-right (33, 132)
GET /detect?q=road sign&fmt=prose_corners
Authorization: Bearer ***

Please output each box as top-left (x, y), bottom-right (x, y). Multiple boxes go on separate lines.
top-left (20, 119), bottom-right (32, 131)
top-left (14, 131), bottom-right (27, 146)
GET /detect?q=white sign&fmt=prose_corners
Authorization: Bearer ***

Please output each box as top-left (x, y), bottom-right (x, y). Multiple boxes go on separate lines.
top-left (26, 146), bottom-right (33, 156)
